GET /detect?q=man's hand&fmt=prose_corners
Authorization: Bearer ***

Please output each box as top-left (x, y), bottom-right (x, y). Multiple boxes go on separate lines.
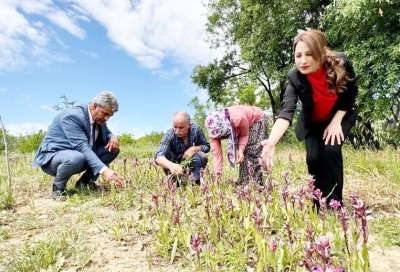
top-left (102, 168), bottom-right (124, 186)
top-left (169, 163), bottom-right (183, 175)
top-left (105, 136), bottom-right (119, 152)
top-left (183, 145), bottom-right (199, 159)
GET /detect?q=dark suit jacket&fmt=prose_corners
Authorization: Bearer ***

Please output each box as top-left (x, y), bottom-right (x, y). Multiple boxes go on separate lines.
top-left (276, 52), bottom-right (358, 141)
top-left (32, 103), bottom-right (114, 175)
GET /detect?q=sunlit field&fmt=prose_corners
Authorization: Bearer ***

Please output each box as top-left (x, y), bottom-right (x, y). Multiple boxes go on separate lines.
top-left (0, 144), bottom-right (399, 271)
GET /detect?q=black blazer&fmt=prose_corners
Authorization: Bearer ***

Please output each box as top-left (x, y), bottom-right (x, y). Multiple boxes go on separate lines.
top-left (276, 52), bottom-right (358, 141)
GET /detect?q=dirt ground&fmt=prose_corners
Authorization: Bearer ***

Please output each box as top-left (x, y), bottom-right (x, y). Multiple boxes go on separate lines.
top-left (1, 190), bottom-right (400, 272)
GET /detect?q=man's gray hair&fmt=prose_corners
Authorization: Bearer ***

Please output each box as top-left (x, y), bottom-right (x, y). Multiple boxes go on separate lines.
top-left (173, 111), bottom-right (191, 123)
top-left (93, 91), bottom-right (119, 112)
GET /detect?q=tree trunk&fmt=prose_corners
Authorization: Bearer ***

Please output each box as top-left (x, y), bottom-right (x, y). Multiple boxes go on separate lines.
top-left (0, 114), bottom-right (12, 189)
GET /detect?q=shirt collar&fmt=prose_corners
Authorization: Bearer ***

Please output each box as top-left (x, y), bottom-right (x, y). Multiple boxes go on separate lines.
top-left (88, 104), bottom-right (94, 125)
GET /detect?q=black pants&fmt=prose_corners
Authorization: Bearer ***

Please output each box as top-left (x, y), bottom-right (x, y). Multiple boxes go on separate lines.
top-left (163, 151), bottom-right (208, 181)
top-left (305, 117), bottom-right (353, 204)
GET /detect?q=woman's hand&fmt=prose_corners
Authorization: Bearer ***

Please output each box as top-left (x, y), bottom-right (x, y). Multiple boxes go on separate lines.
top-left (236, 148), bottom-right (244, 164)
top-left (261, 139), bottom-right (276, 169)
top-left (323, 122), bottom-right (344, 145)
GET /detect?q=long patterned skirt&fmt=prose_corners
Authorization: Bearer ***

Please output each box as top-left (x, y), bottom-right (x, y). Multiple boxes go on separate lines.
top-left (238, 116), bottom-right (269, 184)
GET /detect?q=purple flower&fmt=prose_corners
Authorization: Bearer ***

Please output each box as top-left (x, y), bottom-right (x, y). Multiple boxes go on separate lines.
top-left (313, 264), bottom-right (344, 272)
top-left (191, 233), bottom-right (202, 254)
top-left (329, 199), bottom-right (342, 211)
top-left (314, 189), bottom-right (322, 200)
top-left (315, 236), bottom-right (331, 263)
top-left (268, 237), bottom-right (277, 252)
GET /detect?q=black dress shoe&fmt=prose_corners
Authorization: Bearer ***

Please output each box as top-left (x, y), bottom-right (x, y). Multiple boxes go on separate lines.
top-left (75, 179), bottom-right (99, 190)
top-left (52, 190), bottom-right (67, 201)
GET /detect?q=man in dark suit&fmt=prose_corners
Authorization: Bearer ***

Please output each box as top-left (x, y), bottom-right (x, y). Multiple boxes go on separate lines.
top-left (33, 91), bottom-right (124, 200)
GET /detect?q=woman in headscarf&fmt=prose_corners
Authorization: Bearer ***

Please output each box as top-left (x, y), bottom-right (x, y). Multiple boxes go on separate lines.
top-left (205, 105), bottom-right (268, 184)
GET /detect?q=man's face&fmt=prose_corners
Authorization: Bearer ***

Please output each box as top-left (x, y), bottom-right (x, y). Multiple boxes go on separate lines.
top-left (173, 115), bottom-right (190, 138)
top-left (91, 103), bottom-right (114, 124)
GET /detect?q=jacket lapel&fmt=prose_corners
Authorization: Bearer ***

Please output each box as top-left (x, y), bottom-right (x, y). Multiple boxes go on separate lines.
top-left (83, 103), bottom-right (91, 139)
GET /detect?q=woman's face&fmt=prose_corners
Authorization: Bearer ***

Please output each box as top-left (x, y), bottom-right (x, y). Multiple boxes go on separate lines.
top-left (294, 41), bottom-right (320, 74)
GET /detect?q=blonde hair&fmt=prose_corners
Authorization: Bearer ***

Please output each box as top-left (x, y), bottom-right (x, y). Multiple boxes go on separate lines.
top-left (293, 29), bottom-right (352, 94)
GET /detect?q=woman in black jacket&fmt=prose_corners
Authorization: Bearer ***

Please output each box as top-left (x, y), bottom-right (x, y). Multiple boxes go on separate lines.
top-left (261, 29), bottom-right (358, 206)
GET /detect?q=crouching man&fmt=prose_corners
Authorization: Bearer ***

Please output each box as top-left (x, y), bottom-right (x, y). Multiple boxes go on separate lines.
top-left (33, 91), bottom-right (124, 200)
top-left (154, 111), bottom-right (210, 186)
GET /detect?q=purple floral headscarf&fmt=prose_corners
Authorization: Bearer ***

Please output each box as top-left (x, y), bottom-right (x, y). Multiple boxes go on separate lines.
top-left (205, 111), bottom-right (231, 139)
top-left (205, 109), bottom-right (238, 168)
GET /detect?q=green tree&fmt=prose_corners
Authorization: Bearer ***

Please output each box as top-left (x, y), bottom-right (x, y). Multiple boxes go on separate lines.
top-left (119, 133), bottom-right (136, 146)
top-left (136, 131), bottom-right (164, 147)
top-left (0, 129), bottom-right (17, 152)
top-left (53, 94), bottom-right (77, 112)
top-left (188, 96), bottom-right (208, 131)
top-left (321, 0), bottom-right (400, 147)
top-left (192, 0), bottom-right (331, 115)
top-left (16, 130), bottom-right (46, 153)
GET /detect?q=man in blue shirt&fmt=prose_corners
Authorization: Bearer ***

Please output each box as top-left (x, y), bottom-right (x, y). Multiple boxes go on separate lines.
top-left (154, 111), bottom-right (210, 186)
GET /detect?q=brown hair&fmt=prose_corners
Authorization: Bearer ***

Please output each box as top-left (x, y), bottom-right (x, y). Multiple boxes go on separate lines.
top-left (293, 29), bottom-right (352, 94)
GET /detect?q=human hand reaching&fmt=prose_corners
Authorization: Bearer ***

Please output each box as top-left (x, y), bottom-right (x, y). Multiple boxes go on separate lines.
top-left (236, 148), bottom-right (244, 164)
top-left (261, 139), bottom-right (276, 169)
top-left (102, 168), bottom-right (124, 186)
top-left (105, 136), bottom-right (119, 152)
top-left (169, 163), bottom-right (183, 176)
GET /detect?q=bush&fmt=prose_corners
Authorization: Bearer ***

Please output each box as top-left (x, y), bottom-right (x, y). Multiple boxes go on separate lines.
top-left (15, 131), bottom-right (46, 153)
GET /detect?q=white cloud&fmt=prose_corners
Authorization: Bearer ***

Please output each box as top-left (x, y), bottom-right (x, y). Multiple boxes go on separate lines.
top-left (152, 68), bottom-right (180, 80)
top-left (0, 88), bottom-right (7, 92)
top-left (0, 0), bottom-right (220, 71)
top-left (18, 0), bottom-right (86, 39)
top-left (40, 104), bottom-right (55, 111)
top-left (0, 0), bottom-right (82, 70)
top-left (79, 49), bottom-right (98, 58)
top-left (5, 122), bottom-right (49, 136)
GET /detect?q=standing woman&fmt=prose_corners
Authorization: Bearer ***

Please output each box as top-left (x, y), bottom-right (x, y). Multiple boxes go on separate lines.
top-left (261, 30), bottom-right (358, 205)
top-left (205, 105), bottom-right (268, 184)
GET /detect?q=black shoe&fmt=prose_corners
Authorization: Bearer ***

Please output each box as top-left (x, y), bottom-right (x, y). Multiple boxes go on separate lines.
top-left (52, 190), bottom-right (67, 201)
top-left (75, 178), bottom-right (99, 191)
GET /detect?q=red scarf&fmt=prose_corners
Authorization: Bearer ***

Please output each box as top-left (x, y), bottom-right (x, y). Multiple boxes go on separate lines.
top-left (306, 66), bottom-right (338, 122)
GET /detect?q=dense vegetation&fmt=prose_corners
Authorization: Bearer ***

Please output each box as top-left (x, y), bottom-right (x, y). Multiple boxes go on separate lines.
top-left (190, 0), bottom-right (400, 149)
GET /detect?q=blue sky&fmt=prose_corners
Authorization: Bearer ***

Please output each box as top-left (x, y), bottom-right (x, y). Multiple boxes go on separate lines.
top-left (0, 0), bottom-right (218, 138)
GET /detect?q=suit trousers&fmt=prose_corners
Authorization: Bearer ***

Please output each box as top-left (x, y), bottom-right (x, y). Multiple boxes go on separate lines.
top-left (163, 151), bottom-right (208, 181)
top-left (41, 146), bottom-right (119, 191)
top-left (304, 117), bottom-right (353, 204)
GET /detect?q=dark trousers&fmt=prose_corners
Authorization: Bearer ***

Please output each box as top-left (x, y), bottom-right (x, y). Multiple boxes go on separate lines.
top-left (41, 146), bottom-right (119, 191)
top-left (163, 151), bottom-right (208, 181)
top-left (305, 117), bottom-right (353, 204)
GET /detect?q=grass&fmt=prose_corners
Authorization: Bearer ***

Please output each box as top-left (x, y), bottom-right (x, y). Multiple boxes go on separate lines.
top-left (0, 144), bottom-right (399, 271)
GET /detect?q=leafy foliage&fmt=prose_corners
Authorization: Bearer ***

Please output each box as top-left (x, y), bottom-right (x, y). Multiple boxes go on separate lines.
top-left (53, 94), bottom-right (77, 112)
top-left (192, 0), bottom-right (400, 148)
top-left (192, 0), bottom-right (332, 115)
top-left (119, 133), bottom-right (136, 146)
top-left (321, 0), bottom-right (400, 147)
top-left (15, 131), bottom-right (46, 154)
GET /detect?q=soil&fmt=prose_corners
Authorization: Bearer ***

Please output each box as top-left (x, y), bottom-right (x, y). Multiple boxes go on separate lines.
top-left (1, 189), bottom-right (399, 272)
